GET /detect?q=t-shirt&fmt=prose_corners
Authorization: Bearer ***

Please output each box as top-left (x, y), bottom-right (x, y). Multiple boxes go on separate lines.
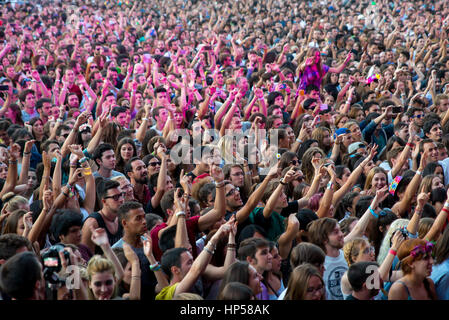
top-left (430, 259), bottom-right (449, 300)
top-left (323, 250), bottom-right (348, 300)
top-left (155, 283), bottom-right (178, 300)
top-left (248, 207), bottom-right (286, 242)
top-left (92, 170), bottom-right (125, 179)
top-left (150, 215), bottom-right (201, 261)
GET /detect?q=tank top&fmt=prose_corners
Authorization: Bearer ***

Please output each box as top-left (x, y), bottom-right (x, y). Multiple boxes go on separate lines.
top-left (87, 212), bottom-right (123, 255)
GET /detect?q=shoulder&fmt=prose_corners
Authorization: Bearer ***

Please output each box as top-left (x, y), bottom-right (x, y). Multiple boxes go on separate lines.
top-left (388, 280), bottom-right (408, 299)
top-left (82, 215), bottom-right (99, 229)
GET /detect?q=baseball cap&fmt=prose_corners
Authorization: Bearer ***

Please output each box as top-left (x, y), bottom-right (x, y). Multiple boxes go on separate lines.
top-left (348, 142), bottom-right (365, 154)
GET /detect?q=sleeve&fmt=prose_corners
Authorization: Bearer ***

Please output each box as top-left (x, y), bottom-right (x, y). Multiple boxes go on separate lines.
top-left (280, 201), bottom-right (299, 217)
top-left (362, 120), bottom-right (377, 143)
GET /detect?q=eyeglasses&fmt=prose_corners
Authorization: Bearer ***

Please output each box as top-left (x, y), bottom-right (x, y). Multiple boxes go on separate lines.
top-left (148, 161), bottom-right (161, 167)
top-left (61, 134), bottom-right (69, 138)
top-left (306, 284), bottom-right (324, 294)
top-left (226, 186), bottom-right (240, 197)
top-left (290, 159), bottom-right (299, 165)
top-left (363, 246), bottom-right (375, 255)
top-left (104, 192), bottom-right (125, 201)
top-left (90, 65), bottom-right (98, 69)
top-left (412, 114), bottom-right (424, 119)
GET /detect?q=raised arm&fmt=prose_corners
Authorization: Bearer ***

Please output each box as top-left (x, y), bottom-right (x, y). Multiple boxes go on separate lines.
top-left (316, 166), bottom-right (337, 218)
top-left (122, 243), bottom-right (141, 300)
top-left (263, 167), bottom-right (296, 219)
top-left (278, 214), bottom-right (300, 260)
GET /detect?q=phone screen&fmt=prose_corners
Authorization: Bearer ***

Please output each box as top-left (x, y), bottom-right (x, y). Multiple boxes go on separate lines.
top-left (44, 257), bottom-right (59, 267)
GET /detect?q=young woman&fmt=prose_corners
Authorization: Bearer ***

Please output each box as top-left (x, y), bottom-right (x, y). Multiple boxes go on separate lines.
top-left (264, 242), bottom-right (285, 300)
top-left (389, 239), bottom-right (437, 300)
top-left (284, 264), bottom-right (325, 300)
top-left (115, 138), bottom-right (137, 174)
top-left (217, 261), bottom-right (263, 299)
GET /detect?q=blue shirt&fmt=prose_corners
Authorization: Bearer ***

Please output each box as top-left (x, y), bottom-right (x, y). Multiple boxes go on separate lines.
top-left (430, 259), bottom-right (449, 300)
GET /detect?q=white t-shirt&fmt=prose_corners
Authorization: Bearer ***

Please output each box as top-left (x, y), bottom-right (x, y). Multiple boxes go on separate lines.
top-left (323, 250), bottom-right (348, 300)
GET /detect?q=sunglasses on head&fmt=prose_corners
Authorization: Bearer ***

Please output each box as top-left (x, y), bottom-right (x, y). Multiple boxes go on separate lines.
top-left (226, 186), bottom-right (240, 197)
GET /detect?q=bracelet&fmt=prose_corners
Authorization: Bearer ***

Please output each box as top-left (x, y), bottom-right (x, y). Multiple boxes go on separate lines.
top-left (82, 148), bottom-right (91, 159)
top-left (406, 142), bottom-right (415, 148)
top-left (149, 262), bottom-right (161, 271)
top-left (8, 160), bottom-right (17, 164)
top-left (442, 207), bottom-right (449, 214)
top-left (203, 247), bottom-right (215, 255)
top-left (280, 179), bottom-right (287, 185)
top-left (389, 249), bottom-right (397, 256)
top-left (415, 170), bottom-right (422, 176)
top-left (175, 211), bottom-right (186, 217)
top-left (79, 157), bottom-right (89, 164)
top-left (131, 275), bottom-right (141, 279)
top-left (57, 119), bottom-right (63, 123)
top-left (296, 138), bottom-right (302, 143)
top-left (23, 152), bottom-right (31, 155)
top-left (326, 182), bottom-right (333, 190)
top-left (142, 117), bottom-right (148, 121)
top-left (214, 180), bottom-right (225, 188)
top-left (369, 206), bottom-right (379, 218)
top-left (227, 243), bottom-right (236, 248)
top-left (62, 191), bottom-right (69, 197)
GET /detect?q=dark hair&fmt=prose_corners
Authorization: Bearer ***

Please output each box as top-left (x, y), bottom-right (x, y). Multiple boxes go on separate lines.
top-left (238, 237), bottom-right (270, 261)
top-left (117, 201), bottom-right (143, 227)
top-left (124, 156), bottom-right (142, 176)
top-left (158, 225), bottom-right (176, 253)
top-left (0, 234), bottom-right (31, 260)
top-left (160, 247), bottom-right (189, 280)
top-left (0, 251), bottom-right (42, 300)
top-left (217, 282), bottom-right (254, 300)
top-left (423, 119), bottom-right (441, 137)
top-left (237, 225), bottom-right (267, 246)
top-left (92, 143), bottom-right (115, 165)
top-left (347, 261), bottom-right (379, 291)
top-left (96, 179), bottom-right (120, 200)
top-left (50, 209), bottom-right (83, 240)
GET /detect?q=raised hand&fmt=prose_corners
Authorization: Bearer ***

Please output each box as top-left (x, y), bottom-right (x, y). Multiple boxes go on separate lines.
top-left (210, 163), bottom-right (225, 182)
top-left (90, 227), bottom-right (109, 247)
top-left (123, 242), bottom-right (139, 264)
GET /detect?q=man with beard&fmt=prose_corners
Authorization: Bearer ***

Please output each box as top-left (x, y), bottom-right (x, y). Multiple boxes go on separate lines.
top-left (112, 201), bottom-right (158, 300)
top-left (125, 156), bottom-right (151, 209)
top-left (346, 261), bottom-right (382, 300)
top-left (308, 218), bottom-right (348, 300)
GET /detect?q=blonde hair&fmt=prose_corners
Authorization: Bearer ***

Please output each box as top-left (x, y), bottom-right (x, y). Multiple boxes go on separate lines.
top-left (377, 219), bottom-right (409, 264)
top-left (364, 167), bottom-right (387, 191)
top-left (86, 255), bottom-right (117, 300)
top-left (1, 193), bottom-right (28, 213)
top-left (419, 175), bottom-right (438, 194)
top-left (343, 237), bottom-right (369, 266)
top-left (217, 135), bottom-right (236, 164)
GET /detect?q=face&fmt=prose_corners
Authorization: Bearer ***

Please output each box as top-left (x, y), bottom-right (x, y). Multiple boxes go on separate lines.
top-left (356, 241), bottom-right (375, 262)
top-left (326, 224), bottom-right (344, 249)
top-left (253, 246), bottom-right (273, 273)
top-left (99, 150), bottom-right (116, 170)
top-left (114, 112), bottom-right (128, 127)
top-left (350, 125), bottom-right (362, 142)
top-left (427, 123), bottom-right (442, 141)
top-left (25, 93), bottom-right (36, 108)
top-left (120, 143), bottom-right (134, 161)
top-left (61, 226), bottom-right (82, 245)
top-left (423, 142), bottom-right (438, 163)
top-left (178, 251), bottom-right (194, 279)
top-left (412, 110), bottom-right (424, 127)
top-left (411, 253), bottom-right (433, 278)
top-left (32, 120), bottom-right (44, 136)
top-left (130, 159), bottom-right (148, 184)
top-left (124, 207), bottom-right (147, 235)
top-left (229, 166), bottom-right (244, 187)
top-left (439, 148), bottom-right (448, 161)
top-left (68, 95), bottom-right (79, 108)
top-left (28, 171), bottom-right (37, 188)
top-left (147, 157), bottom-right (161, 176)
top-left (225, 183), bottom-right (243, 209)
top-left (372, 172), bottom-right (387, 190)
top-left (432, 177), bottom-right (444, 190)
top-left (103, 187), bottom-right (125, 212)
top-left (118, 178), bottom-right (134, 201)
top-left (248, 265), bottom-right (263, 295)
top-left (89, 271), bottom-right (115, 300)
top-left (305, 275), bottom-right (325, 300)
top-left (396, 126), bottom-right (409, 142)
top-left (270, 247), bottom-right (281, 273)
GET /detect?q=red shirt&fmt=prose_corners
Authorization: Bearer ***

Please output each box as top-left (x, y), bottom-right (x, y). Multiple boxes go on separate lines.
top-left (150, 215), bottom-right (201, 261)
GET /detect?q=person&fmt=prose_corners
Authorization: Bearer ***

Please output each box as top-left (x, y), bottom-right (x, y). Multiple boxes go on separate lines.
top-left (0, 251), bottom-right (45, 300)
top-left (81, 179), bottom-right (124, 256)
top-left (346, 261), bottom-right (383, 300)
top-left (388, 239), bottom-right (437, 300)
top-left (92, 143), bottom-right (125, 180)
top-left (217, 261), bottom-right (263, 299)
top-left (284, 263), bottom-right (325, 300)
top-left (217, 282), bottom-right (255, 300)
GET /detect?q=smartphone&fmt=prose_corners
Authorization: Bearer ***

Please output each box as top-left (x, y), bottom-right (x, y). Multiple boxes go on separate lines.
top-left (320, 104), bottom-right (328, 111)
top-left (43, 257), bottom-right (59, 267)
top-left (0, 85), bottom-right (9, 91)
top-left (203, 46), bottom-right (212, 51)
top-left (392, 106), bottom-right (402, 114)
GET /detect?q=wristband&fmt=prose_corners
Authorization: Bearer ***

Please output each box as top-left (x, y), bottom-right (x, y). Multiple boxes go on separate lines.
top-left (149, 262), bottom-right (161, 271)
top-left (142, 117), bottom-right (148, 121)
top-left (82, 148), bottom-right (91, 159)
top-left (280, 179), bottom-right (287, 185)
top-left (203, 247), bottom-right (215, 255)
top-left (369, 206), bottom-right (379, 218)
top-left (415, 170), bottom-right (422, 176)
top-left (406, 142), bottom-right (415, 148)
top-left (442, 207), bottom-right (449, 214)
top-left (214, 180), bottom-right (225, 188)
top-left (326, 182), bottom-right (333, 190)
top-left (79, 157), bottom-right (89, 164)
top-left (444, 202), bottom-right (449, 208)
top-left (296, 138), bottom-right (302, 143)
top-left (389, 249), bottom-right (397, 256)
top-left (23, 152), bottom-right (31, 155)
top-left (227, 243), bottom-right (237, 248)
top-left (175, 211), bottom-right (186, 217)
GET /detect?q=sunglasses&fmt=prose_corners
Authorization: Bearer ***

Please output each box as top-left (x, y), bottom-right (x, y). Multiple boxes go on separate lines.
top-left (226, 186), bottom-right (240, 197)
top-left (149, 161), bottom-right (161, 167)
top-left (290, 159), bottom-right (299, 165)
top-left (104, 192), bottom-right (125, 201)
top-left (412, 114), bottom-right (424, 119)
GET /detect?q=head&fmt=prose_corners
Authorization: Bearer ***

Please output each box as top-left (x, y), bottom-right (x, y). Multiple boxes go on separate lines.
top-left (96, 179), bottom-right (124, 214)
top-left (87, 255), bottom-right (116, 300)
top-left (50, 210), bottom-right (83, 245)
top-left (290, 242), bottom-right (326, 276)
top-left (284, 264), bottom-right (325, 300)
top-left (347, 261), bottom-right (382, 299)
top-left (117, 201), bottom-right (147, 237)
top-left (238, 237), bottom-right (272, 274)
top-left (343, 237), bottom-right (375, 266)
top-left (124, 156), bottom-right (148, 185)
top-left (161, 247), bottom-right (191, 282)
top-left (397, 239), bottom-right (434, 277)
top-left (308, 218), bottom-right (344, 254)
top-left (218, 261), bottom-right (263, 297)
top-left (93, 143), bottom-right (116, 171)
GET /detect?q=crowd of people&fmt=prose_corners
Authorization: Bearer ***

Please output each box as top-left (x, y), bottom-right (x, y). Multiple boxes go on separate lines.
top-left (0, 0), bottom-right (448, 301)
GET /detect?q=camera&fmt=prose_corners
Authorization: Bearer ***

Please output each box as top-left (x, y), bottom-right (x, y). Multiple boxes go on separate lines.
top-left (41, 244), bottom-right (71, 285)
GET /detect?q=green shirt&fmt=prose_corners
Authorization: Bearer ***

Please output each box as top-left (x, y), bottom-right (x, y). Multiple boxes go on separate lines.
top-left (248, 207), bottom-right (286, 242)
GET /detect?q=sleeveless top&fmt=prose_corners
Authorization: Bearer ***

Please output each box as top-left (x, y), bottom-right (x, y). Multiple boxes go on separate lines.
top-left (87, 212), bottom-right (123, 255)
